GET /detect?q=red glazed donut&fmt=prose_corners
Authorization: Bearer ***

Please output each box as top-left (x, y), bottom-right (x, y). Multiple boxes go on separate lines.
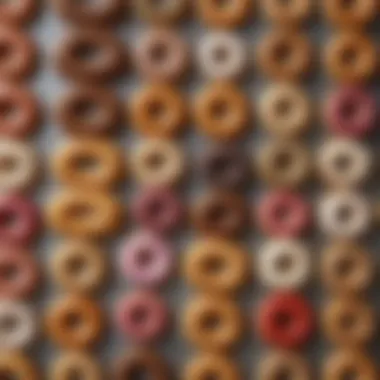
top-left (257, 191), bottom-right (311, 238)
top-left (257, 292), bottom-right (314, 349)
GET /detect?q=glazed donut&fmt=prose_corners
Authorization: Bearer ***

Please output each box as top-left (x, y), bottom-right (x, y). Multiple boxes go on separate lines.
top-left (184, 354), bottom-right (241, 380)
top-left (317, 192), bottom-right (371, 238)
top-left (258, 240), bottom-right (311, 289)
top-left (0, 139), bottom-right (39, 193)
top-left (197, 32), bottom-right (247, 80)
top-left (192, 192), bottom-right (247, 238)
top-left (56, 86), bottom-right (121, 136)
top-left (131, 139), bottom-right (185, 187)
top-left (194, 81), bottom-right (250, 140)
top-left (258, 351), bottom-right (310, 380)
top-left (0, 300), bottom-right (36, 350)
top-left (261, 0), bottom-right (312, 25)
top-left (321, 241), bottom-right (373, 294)
top-left (195, 0), bottom-right (252, 28)
top-left (45, 296), bottom-right (104, 349)
top-left (50, 240), bottom-right (107, 294)
top-left (257, 140), bottom-right (311, 188)
top-left (52, 139), bottom-right (124, 190)
top-left (0, 0), bottom-right (39, 25)
top-left (56, 29), bottom-right (126, 83)
top-left (182, 294), bottom-right (243, 352)
top-left (184, 238), bottom-right (249, 294)
top-left (324, 33), bottom-right (376, 83)
top-left (49, 351), bottom-right (102, 380)
top-left (135, 0), bottom-right (188, 24)
top-left (257, 30), bottom-right (312, 81)
top-left (135, 29), bottom-right (188, 82)
top-left (0, 82), bottom-right (40, 138)
top-left (258, 84), bottom-right (311, 137)
top-left (131, 84), bottom-right (187, 138)
top-left (317, 139), bottom-right (371, 188)
top-left (0, 351), bottom-right (38, 380)
top-left (0, 27), bottom-right (36, 80)
top-left (46, 190), bottom-right (123, 239)
top-left (322, 297), bottom-right (375, 347)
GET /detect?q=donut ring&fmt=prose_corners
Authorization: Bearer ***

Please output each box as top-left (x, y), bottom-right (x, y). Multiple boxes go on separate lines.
top-left (257, 292), bottom-right (314, 349)
top-left (52, 139), bottom-right (124, 190)
top-left (0, 301), bottom-right (36, 350)
top-left (194, 82), bottom-right (250, 141)
top-left (50, 240), bottom-right (107, 294)
top-left (0, 27), bottom-right (36, 80)
top-left (0, 82), bottom-right (40, 138)
top-left (135, 0), bottom-right (188, 24)
top-left (257, 31), bottom-right (312, 81)
top-left (196, 0), bottom-right (251, 28)
top-left (135, 29), bottom-right (188, 82)
top-left (192, 192), bottom-right (247, 238)
top-left (259, 84), bottom-right (311, 137)
top-left (317, 192), bottom-right (370, 238)
top-left (0, 0), bottom-right (39, 25)
top-left (323, 0), bottom-right (376, 28)
top-left (56, 29), bottom-right (126, 83)
top-left (0, 245), bottom-right (39, 299)
top-left (131, 84), bottom-right (187, 138)
top-left (56, 86), bottom-right (121, 136)
top-left (184, 354), bottom-right (240, 380)
top-left (0, 139), bottom-right (39, 193)
top-left (46, 190), bottom-right (123, 239)
top-left (0, 351), bottom-right (38, 380)
top-left (257, 140), bottom-right (311, 188)
top-left (114, 349), bottom-right (170, 380)
top-left (184, 238), bottom-right (249, 294)
top-left (257, 240), bottom-right (311, 289)
top-left (49, 352), bottom-right (102, 380)
top-left (317, 139), bottom-right (371, 188)
top-left (131, 139), bottom-right (185, 187)
top-left (324, 33), bottom-right (376, 83)
top-left (197, 32), bottom-right (247, 80)
top-left (53, 0), bottom-right (124, 25)
top-left (323, 350), bottom-right (376, 380)
top-left (182, 294), bottom-right (242, 352)
top-left (45, 296), bottom-right (104, 349)
top-left (322, 298), bottom-right (375, 347)
top-left (321, 241), bottom-right (373, 295)
top-left (116, 291), bottom-right (169, 343)
top-left (261, 0), bottom-right (312, 25)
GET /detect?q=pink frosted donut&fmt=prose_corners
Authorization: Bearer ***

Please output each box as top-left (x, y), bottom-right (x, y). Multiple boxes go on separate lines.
top-left (116, 291), bottom-right (169, 343)
top-left (325, 87), bottom-right (376, 138)
top-left (0, 195), bottom-right (40, 245)
top-left (258, 191), bottom-right (311, 238)
top-left (120, 230), bottom-right (174, 288)
top-left (132, 187), bottom-right (183, 234)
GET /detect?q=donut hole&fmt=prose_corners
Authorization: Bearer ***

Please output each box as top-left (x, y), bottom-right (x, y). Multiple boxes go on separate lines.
top-left (340, 367), bottom-right (359, 380)
top-left (0, 210), bottom-right (18, 229)
top-left (336, 205), bottom-right (353, 223)
top-left (203, 255), bottom-right (225, 274)
top-left (72, 99), bottom-right (100, 122)
top-left (212, 0), bottom-right (232, 9)
top-left (150, 43), bottom-right (169, 64)
top-left (0, 314), bottom-right (18, 333)
top-left (146, 152), bottom-right (166, 169)
top-left (67, 202), bottom-right (94, 220)
top-left (73, 42), bottom-right (102, 63)
top-left (339, 100), bottom-right (358, 121)
top-left (339, 0), bottom-right (356, 9)
top-left (335, 257), bottom-right (354, 277)
top-left (136, 248), bottom-right (154, 268)
top-left (0, 155), bottom-right (17, 173)
top-left (66, 256), bottom-right (86, 275)
top-left (0, 369), bottom-right (17, 380)
top-left (209, 99), bottom-right (230, 121)
top-left (72, 154), bottom-right (99, 173)
top-left (207, 203), bottom-right (229, 224)
top-left (147, 199), bottom-right (165, 218)
top-left (275, 98), bottom-right (293, 118)
top-left (147, 99), bottom-right (168, 122)
top-left (213, 46), bottom-right (229, 63)
top-left (274, 366), bottom-right (293, 380)
top-left (339, 312), bottom-right (356, 330)
top-left (64, 311), bottom-right (84, 331)
top-left (340, 46), bottom-right (358, 67)
top-left (201, 371), bottom-right (220, 380)
top-left (0, 41), bottom-right (12, 61)
top-left (0, 263), bottom-right (18, 282)
top-left (273, 204), bottom-right (292, 222)
top-left (149, 0), bottom-right (168, 9)
top-left (131, 306), bottom-right (149, 325)
top-left (201, 312), bottom-right (221, 331)
top-left (274, 310), bottom-right (293, 329)
top-left (273, 151), bottom-right (293, 170)
top-left (0, 100), bottom-right (18, 121)
top-left (273, 42), bottom-right (293, 64)
top-left (334, 154), bottom-right (352, 172)
top-left (275, 254), bottom-right (293, 272)
top-left (211, 155), bottom-right (231, 174)
top-left (127, 364), bottom-right (150, 380)
top-left (65, 368), bottom-right (85, 380)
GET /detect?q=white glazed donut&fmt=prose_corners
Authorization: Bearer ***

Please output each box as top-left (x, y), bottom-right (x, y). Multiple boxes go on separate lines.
top-left (317, 139), bottom-right (371, 188)
top-left (197, 32), bottom-right (246, 80)
top-left (0, 301), bottom-right (36, 349)
top-left (0, 139), bottom-right (39, 192)
top-left (257, 240), bottom-right (311, 289)
top-left (318, 192), bottom-right (371, 238)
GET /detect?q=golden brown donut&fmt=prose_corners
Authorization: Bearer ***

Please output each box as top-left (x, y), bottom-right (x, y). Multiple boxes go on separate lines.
top-left (257, 30), bottom-right (312, 81)
top-left (135, 0), bottom-right (188, 24)
top-left (261, 0), bottom-right (312, 25)
top-left (131, 84), bottom-right (187, 138)
top-left (324, 33), bottom-right (376, 83)
top-left (321, 241), bottom-right (373, 294)
top-left (184, 354), bottom-right (241, 380)
top-left (182, 294), bottom-right (243, 352)
top-left (322, 297), bottom-right (375, 347)
top-left (195, 0), bottom-right (252, 28)
top-left (46, 190), bottom-right (123, 239)
top-left (257, 140), bottom-right (311, 188)
top-left (194, 81), bottom-right (250, 141)
top-left (0, 351), bottom-right (39, 380)
top-left (45, 296), bottom-right (104, 350)
top-left (52, 139), bottom-right (124, 191)
top-left (184, 238), bottom-right (249, 294)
